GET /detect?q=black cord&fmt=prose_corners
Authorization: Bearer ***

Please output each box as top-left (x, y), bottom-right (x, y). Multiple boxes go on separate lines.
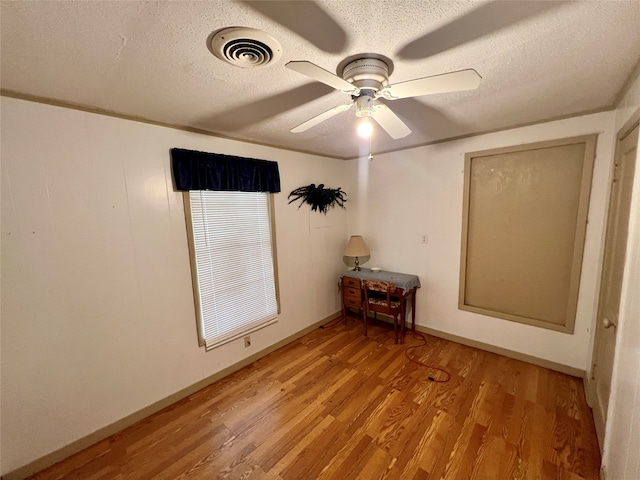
top-left (319, 317), bottom-right (343, 330)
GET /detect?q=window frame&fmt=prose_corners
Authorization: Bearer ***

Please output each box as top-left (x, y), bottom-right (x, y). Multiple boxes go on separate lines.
top-left (183, 191), bottom-right (280, 349)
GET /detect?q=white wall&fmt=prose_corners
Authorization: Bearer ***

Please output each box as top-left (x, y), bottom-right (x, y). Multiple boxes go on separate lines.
top-left (0, 97), bottom-right (348, 475)
top-left (602, 71), bottom-right (640, 480)
top-left (346, 110), bottom-right (616, 370)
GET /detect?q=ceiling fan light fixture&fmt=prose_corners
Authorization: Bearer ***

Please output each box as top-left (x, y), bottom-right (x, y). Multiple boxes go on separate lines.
top-left (357, 117), bottom-right (373, 138)
top-left (208, 27), bottom-right (282, 68)
top-left (355, 93), bottom-right (374, 118)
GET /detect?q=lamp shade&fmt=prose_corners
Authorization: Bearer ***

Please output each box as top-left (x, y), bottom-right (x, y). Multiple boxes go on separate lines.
top-left (344, 235), bottom-right (370, 257)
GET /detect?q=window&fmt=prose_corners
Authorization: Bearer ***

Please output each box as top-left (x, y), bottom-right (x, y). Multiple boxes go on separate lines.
top-left (184, 190), bottom-right (279, 350)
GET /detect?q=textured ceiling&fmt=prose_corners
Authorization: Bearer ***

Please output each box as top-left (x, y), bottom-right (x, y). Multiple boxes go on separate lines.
top-left (1, 0), bottom-right (639, 159)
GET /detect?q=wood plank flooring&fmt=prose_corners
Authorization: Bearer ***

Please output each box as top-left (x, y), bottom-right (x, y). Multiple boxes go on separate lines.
top-left (28, 317), bottom-right (601, 480)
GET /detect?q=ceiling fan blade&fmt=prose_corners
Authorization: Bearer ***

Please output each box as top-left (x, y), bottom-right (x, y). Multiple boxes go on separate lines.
top-left (291, 103), bottom-right (353, 133)
top-left (382, 98), bottom-right (465, 139)
top-left (382, 69), bottom-right (481, 100)
top-left (242, 1), bottom-right (347, 54)
top-left (372, 104), bottom-right (411, 139)
top-left (286, 61), bottom-right (358, 94)
top-left (397, 0), bottom-right (562, 60)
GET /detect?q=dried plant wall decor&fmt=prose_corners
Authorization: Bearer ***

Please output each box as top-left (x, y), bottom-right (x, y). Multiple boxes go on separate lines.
top-left (288, 183), bottom-right (347, 214)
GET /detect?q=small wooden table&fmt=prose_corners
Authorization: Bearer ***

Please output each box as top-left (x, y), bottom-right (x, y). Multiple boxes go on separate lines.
top-left (340, 269), bottom-right (420, 343)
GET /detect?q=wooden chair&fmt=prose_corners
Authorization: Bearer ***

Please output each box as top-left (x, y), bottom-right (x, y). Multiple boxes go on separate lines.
top-left (362, 280), bottom-right (404, 343)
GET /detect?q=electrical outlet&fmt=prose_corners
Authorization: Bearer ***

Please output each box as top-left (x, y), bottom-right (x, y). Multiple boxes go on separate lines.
top-left (421, 234), bottom-right (428, 244)
top-left (244, 336), bottom-right (251, 348)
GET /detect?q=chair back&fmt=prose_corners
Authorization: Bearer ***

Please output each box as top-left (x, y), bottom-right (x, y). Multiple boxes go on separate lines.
top-left (362, 280), bottom-right (400, 314)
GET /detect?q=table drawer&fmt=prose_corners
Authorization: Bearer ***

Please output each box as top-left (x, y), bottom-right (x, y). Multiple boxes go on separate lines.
top-left (343, 276), bottom-right (361, 288)
top-left (344, 296), bottom-right (362, 307)
top-left (344, 287), bottom-right (361, 298)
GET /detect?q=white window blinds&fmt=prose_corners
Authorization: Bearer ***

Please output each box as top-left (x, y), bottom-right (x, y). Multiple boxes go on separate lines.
top-left (188, 190), bottom-right (278, 350)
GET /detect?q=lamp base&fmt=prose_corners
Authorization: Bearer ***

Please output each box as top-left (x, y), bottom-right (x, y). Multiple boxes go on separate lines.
top-left (353, 257), bottom-right (361, 271)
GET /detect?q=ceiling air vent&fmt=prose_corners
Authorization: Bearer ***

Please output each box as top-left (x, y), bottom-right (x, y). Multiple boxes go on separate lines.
top-left (209, 27), bottom-right (282, 68)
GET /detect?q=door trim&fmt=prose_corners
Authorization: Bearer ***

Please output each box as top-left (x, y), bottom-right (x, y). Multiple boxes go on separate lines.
top-left (586, 107), bottom-right (640, 452)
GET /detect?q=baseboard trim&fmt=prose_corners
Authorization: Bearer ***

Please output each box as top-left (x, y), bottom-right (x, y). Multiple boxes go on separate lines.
top-left (2, 312), bottom-right (341, 480)
top-left (413, 324), bottom-right (585, 378)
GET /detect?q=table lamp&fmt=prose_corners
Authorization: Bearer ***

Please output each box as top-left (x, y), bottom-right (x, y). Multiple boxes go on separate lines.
top-left (344, 235), bottom-right (370, 271)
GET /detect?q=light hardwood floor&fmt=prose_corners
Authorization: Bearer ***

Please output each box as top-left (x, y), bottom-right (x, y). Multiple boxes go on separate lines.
top-left (28, 317), bottom-right (600, 480)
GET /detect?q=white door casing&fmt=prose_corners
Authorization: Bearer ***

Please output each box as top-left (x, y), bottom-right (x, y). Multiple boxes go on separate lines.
top-left (589, 121), bottom-right (639, 450)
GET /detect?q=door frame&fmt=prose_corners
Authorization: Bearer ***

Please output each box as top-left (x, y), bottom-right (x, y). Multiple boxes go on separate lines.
top-left (586, 108), bottom-right (640, 451)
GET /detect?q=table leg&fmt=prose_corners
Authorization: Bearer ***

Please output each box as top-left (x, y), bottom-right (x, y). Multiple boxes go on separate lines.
top-left (400, 296), bottom-right (406, 344)
top-left (411, 288), bottom-right (416, 333)
top-left (393, 315), bottom-right (398, 344)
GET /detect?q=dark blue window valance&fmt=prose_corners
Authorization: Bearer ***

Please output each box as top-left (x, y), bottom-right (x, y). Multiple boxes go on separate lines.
top-left (171, 148), bottom-right (281, 193)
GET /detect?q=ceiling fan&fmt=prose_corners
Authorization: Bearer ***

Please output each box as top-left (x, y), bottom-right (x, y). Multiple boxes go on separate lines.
top-left (286, 56), bottom-right (481, 139)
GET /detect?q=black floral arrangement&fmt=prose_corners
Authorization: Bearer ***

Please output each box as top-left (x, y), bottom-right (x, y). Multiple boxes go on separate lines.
top-left (288, 183), bottom-right (347, 214)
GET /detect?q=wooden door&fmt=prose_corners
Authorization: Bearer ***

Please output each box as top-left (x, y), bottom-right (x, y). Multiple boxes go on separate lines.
top-left (590, 122), bottom-right (639, 448)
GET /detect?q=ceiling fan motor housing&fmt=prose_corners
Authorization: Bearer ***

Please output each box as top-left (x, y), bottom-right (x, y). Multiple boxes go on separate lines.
top-left (342, 58), bottom-right (390, 92)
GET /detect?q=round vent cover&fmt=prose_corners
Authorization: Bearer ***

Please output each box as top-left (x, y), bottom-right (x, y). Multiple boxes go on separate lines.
top-left (209, 27), bottom-right (282, 68)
